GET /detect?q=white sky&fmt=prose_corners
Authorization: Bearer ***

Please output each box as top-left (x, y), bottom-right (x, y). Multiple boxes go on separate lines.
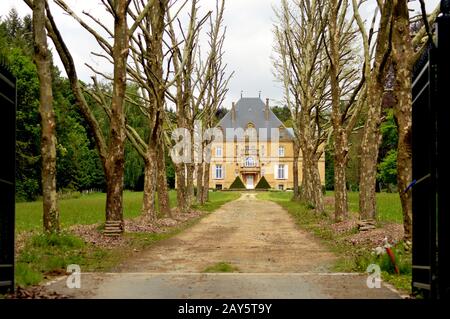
top-left (0, 0), bottom-right (441, 109)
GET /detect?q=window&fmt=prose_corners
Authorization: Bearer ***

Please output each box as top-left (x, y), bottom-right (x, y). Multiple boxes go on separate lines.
top-left (216, 184), bottom-right (222, 190)
top-left (278, 184), bottom-right (284, 190)
top-left (245, 157), bottom-right (255, 167)
top-left (278, 146), bottom-right (285, 157)
top-left (216, 146), bottom-right (222, 157)
top-left (215, 165), bottom-right (223, 179)
top-left (278, 164), bottom-right (285, 179)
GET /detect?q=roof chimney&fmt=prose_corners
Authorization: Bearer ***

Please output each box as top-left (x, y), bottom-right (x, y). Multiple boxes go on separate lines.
top-left (265, 98), bottom-right (269, 121)
top-left (231, 102), bottom-right (236, 122)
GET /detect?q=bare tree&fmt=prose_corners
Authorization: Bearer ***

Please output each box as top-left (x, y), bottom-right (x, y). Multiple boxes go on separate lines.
top-left (26, 0), bottom-right (151, 234)
top-left (123, 0), bottom-right (172, 220)
top-left (273, 0), bottom-right (331, 213)
top-left (326, 0), bottom-right (365, 221)
top-left (353, 0), bottom-right (395, 221)
top-left (354, 0), bottom-right (439, 230)
top-left (166, 0), bottom-right (215, 212)
top-left (391, 0), bottom-right (440, 241)
top-left (32, 0), bottom-right (59, 233)
top-left (194, 0), bottom-right (232, 205)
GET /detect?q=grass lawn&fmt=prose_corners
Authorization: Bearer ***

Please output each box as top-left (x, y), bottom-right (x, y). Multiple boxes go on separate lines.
top-left (12, 190), bottom-right (241, 288)
top-left (15, 190), bottom-right (241, 233)
top-left (258, 191), bottom-right (403, 223)
top-left (257, 191), bottom-right (411, 294)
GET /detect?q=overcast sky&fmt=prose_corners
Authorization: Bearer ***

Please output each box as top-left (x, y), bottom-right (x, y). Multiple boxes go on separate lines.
top-left (0, 0), bottom-right (440, 109)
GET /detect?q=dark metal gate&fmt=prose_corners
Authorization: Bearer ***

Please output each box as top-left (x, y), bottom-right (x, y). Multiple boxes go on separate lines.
top-left (0, 59), bottom-right (16, 294)
top-left (412, 3), bottom-right (450, 299)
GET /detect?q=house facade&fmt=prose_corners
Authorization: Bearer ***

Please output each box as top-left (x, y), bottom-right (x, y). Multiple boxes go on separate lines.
top-left (208, 97), bottom-right (325, 190)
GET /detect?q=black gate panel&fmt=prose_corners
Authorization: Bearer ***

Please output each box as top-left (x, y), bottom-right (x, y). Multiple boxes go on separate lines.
top-left (0, 60), bottom-right (16, 294)
top-left (412, 7), bottom-right (450, 299)
top-left (436, 12), bottom-right (450, 299)
top-left (412, 46), bottom-right (437, 299)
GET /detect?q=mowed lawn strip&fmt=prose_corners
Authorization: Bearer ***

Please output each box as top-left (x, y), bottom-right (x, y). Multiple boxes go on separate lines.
top-left (15, 190), bottom-right (241, 233)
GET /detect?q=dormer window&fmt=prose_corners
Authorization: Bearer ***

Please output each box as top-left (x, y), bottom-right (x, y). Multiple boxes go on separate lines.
top-left (245, 157), bottom-right (255, 167)
top-left (216, 146), bottom-right (222, 157)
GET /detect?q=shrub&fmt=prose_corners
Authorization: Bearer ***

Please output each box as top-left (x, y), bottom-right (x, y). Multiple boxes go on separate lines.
top-left (255, 176), bottom-right (271, 189)
top-left (229, 176), bottom-right (246, 189)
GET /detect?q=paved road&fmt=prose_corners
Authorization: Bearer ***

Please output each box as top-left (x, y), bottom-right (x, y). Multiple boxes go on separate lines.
top-left (44, 193), bottom-right (401, 299)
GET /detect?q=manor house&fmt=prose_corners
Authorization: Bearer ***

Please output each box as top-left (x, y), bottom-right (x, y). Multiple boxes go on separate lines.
top-left (208, 97), bottom-right (325, 190)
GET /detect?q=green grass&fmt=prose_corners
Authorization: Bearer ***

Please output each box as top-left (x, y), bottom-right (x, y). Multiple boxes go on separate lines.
top-left (16, 233), bottom-right (91, 286)
top-left (15, 191), bottom-right (158, 232)
top-left (257, 191), bottom-right (411, 295)
top-left (327, 191), bottom-right (402, 222)
top-left (15, 190), bottom-right (241, 233)
top-left (259, 191), bottom-right (403, 223)
top-left (203, 262), bottom-right (240, 273)
top-left (13, 190), bottom-right (241, 289)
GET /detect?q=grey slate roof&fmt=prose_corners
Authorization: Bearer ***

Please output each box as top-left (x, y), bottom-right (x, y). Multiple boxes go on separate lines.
top-left (216, 97), bottom-right (295, 141)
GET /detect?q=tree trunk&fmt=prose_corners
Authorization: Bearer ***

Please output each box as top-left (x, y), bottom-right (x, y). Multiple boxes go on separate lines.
top-left (300, 150), bottom-right (312, 204)
top-left (333, 130), bottom-right (349, 221)
top-left (141, 157), bottom-right (157, 220)
top-left (328, 0), bottom-right (349, 221)
top-left (104, 1), bottom-right (129, 233)
top-left (156, 141), bottom-right (171, 218)
top-left (202, 162), bottom-right (210, 204)
top-left (357, 0), bottom-right (394, 222)
top-left (310, 155), bottom-right (324, 214)
top-left (392, 0), bottom-right (413, 241)
top-left (33, 0), bottom-right (60, 233)
top-left (176, 163), bottom-right (189, 213)
top-left (196, 162), bottom-right (204, 204)
top-left (293, 140), bottom-right (300, 201)
top-left (186, 163), bottom-right (195, 205)
top-left (300, 147), bottom-right (323, 213)
top-left (359, 87), bottom-right (383, 220)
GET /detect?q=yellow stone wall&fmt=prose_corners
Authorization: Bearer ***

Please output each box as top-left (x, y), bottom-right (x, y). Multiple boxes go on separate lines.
top-left (207, 139), bottom-right (325, 190)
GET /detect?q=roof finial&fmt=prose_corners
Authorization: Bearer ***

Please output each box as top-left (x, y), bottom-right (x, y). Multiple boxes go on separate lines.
top-left (259, 91), bottom-right (261, 98)
top-left (241, 90), bottom-right (243, 98)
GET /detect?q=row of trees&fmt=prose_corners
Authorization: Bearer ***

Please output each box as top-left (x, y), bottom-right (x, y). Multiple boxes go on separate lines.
top-left (18, 0), bottom-right (231, 234)
top-left (273, 0), bottom-right (440, 241)
top-left (0, 9), bottom-right (176, 202)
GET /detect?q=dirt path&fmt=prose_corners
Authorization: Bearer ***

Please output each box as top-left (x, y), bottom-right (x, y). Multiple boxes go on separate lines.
top-left (44, 193), bottom-right (401, 298)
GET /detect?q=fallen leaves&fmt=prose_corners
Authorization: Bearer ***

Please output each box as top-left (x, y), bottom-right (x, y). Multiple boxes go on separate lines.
top-left (344, 223), bottom-right (403, 247)
top-left (5, 286), bottom-right (69, 299)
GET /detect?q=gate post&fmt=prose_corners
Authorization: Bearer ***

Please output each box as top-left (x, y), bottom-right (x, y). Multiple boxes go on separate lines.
top-left (0, 60), bottom-right (16, 294)
top-left (436, 0), bottom-right (450, 299)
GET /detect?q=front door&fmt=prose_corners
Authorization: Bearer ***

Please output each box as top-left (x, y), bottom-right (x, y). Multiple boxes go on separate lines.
top-left (246, 175), bottom-right (254, 189)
